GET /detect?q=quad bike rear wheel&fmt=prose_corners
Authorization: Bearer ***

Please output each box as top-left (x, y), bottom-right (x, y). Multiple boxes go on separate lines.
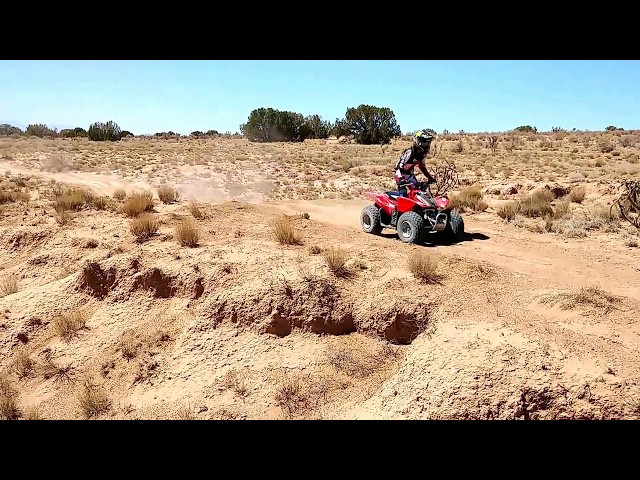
top-left (361, 205), bottom-right (383, 235)
top-left (442, 210), bottom-right (465, 242)
top-left (397, 211), bottom-right (425, 244)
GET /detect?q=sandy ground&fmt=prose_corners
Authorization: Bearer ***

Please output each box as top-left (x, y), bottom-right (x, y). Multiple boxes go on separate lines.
top-left (1, 136), bottom-right (640, 420)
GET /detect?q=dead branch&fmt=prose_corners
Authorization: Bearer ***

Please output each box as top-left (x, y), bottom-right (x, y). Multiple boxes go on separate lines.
top-left (487, 135), bottom-right (498, 154)
top-left (611, 180), bottom-right (640, 229)
top-left (431, 159), bottom-right (459, 196)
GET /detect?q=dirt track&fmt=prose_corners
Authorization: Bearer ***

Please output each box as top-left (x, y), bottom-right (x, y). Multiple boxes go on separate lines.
top-left (272, 198), bottom-right (640, 300)
top-left (1, 154), bottom-right (640, 420)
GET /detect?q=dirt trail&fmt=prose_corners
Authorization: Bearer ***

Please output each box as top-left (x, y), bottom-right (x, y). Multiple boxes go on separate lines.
top-left (1, 160), bottom-right (155, 196)
top-left (4, 157), bottom-right (638, 300)
top-left (271, 199), bottom-right (640, 301)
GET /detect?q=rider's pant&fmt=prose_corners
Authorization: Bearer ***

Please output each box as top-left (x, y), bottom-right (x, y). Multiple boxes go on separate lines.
top-left (395, 170), bottom-right (419, 197)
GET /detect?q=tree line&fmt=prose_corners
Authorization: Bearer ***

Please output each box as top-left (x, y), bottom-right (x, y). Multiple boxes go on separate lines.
top-left (0, 109), bottom-right (629, 144)
top-left (0, 122), bottom-right (134, 141)
top-left (239, 104), bottom-right (402, 145)
top-left (0, 104), bottom-right (406, 145)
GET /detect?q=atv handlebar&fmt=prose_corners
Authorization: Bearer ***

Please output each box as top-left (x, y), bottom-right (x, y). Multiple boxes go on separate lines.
top-left (398, 180), bottom-right (434, 192)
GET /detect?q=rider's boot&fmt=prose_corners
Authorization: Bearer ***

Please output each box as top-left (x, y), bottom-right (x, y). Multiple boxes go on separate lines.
top-left (391, 208), bottom-right (397, 226)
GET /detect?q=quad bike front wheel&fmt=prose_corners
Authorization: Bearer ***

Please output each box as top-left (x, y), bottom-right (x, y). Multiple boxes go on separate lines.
top-left (441, 210), bottom-right (465, 242)
top-left (361, 205), bottom-right (383, 235)
top-left (397, 211), bottom-right (425, 244)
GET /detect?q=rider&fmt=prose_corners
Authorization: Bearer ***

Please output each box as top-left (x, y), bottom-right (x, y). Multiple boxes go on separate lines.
top-left (395, 129), bottom-right (437, 196)
top-left (391, 130), bottom-right (437, 224)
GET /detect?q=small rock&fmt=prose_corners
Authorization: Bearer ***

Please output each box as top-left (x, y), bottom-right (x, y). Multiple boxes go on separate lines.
top-left (501, 185), bottom-right (519, 195)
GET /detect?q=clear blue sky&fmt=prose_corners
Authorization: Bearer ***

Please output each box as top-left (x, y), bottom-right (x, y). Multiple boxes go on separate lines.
top-left (1, 60), bottom-right (639, 135)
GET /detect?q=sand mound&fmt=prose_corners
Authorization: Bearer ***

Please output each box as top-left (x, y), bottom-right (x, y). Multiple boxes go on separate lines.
top-left (74, 257), bottom-right (204, 301)
top-left (362, 322), bottom-right (640, 420)
top-left (1, 160), bottom-right (640, 419)
top-left (1, 226), bottom-right (52, 253)
top-left (196, 275), bottom-right (431, 344)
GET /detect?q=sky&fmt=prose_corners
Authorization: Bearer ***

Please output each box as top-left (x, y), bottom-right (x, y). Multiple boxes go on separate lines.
top-left (1, 60), bottom-right (639, 135)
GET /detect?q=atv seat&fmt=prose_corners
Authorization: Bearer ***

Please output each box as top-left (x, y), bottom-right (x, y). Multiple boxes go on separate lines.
top-left (385, 191), bottom-right (402, 199)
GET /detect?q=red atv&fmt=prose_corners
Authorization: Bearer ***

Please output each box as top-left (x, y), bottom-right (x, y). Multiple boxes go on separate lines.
top-left (360, 181), bottom-right (464, 244)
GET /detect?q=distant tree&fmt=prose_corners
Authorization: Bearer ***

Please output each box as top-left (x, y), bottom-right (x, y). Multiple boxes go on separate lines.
top-left (605, 125), bottom-right (624, 131)
top-left (119, 130), bottom-right (133, 139)
top-left (205, 129), bottom-right (219, 137)
top-left (240, 107), bottom-right (309, 142)
top-left (0, 124), bottom-right (23, 136)
top-left (154, 131), bottom-right (180, 139)
top-left (60, 127), bottom-right (89, 138)
top-left (514, 125), bottom-right (538, 133)
top-left (551, 126), bottom-right (566, 133)
top-left (88, 121), bottom-right (122, 141)
top-left (304, 114), bottom-right (331, 139)
top-left (330, 118), bottom-right (351, 138)
top-left (340, 104), bottom-right (402, 145)
top-left (26, 123), bottom-right (58, 138)
top-left (190, 131), bottom-right (205, 138)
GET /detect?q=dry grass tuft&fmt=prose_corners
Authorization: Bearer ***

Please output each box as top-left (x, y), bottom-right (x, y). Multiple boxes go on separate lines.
top-left (53, 187), bottom-right (101, 211)
top-left (53, 310), bottom-right (89, 341)
top-left (553, 199), bottom-right (571, 219)
top-left (307, 245), bottom-right (322, 255)
top-left (119, 332), bottom-right (140, 361)
top-left (12, 349), bottom-right (34, 379)
top-left (407, 250), bottom-right (441, 283)
top-left (519, 190), bottom-right (554, 218)
top-left (54, 205), bottom-right (72, 225)
top-left (450, 185), bottom-right (488, 212)
top-left (40, 358), bottom-right (74, 383)
top-left (324, 341), bottom-right (400, 379)
top-left (220, 369), bottom-right (250, 398)
top-left (77, 379), bottom-right (110, 419)
top-left (274, 374), bottom-right (313, 419)
top-left (542, 285), bottom-right (621, 313)
top-left (176, 404), bottom-right (195, 420)
top-left (189, 202), bottom-right (206, 219)
top-left (0, 372), bottom-right (20, 420)
top-left (497, 201), bottom-right (520, 222)
top-left (23, 407), bottom-right (42, 420)
top-left (322, 246), bottom-right (352, 277)
top-left (113, 189), bottom-right (127, 201)
top-left (157, 185), bottom-right (179, 204)
top-left (273, 216), bottom-right (303, 245)
top-left (129, 213), bottom-right (159, 241)
top-left (0, 274), bottom-right (19, 296)
top-left (0, 189), bottom-right (30, 204)
top-left (121, 191), bottom-right (154, 217)
top-left (569, 185), bottom-right (586, 203)
top-left (175, 218), bottom-right (199, 247)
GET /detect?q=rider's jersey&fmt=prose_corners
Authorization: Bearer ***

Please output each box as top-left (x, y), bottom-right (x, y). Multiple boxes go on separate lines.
top-left (395, 147), bottom-right (426, 174)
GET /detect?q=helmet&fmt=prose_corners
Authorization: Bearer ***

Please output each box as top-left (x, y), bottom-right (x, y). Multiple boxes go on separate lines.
top-left (414, 130), bottom-right (434, 151)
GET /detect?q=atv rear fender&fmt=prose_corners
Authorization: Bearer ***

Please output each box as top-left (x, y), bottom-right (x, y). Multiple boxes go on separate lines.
top-left (363, 191), bottom-right (395, 215)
